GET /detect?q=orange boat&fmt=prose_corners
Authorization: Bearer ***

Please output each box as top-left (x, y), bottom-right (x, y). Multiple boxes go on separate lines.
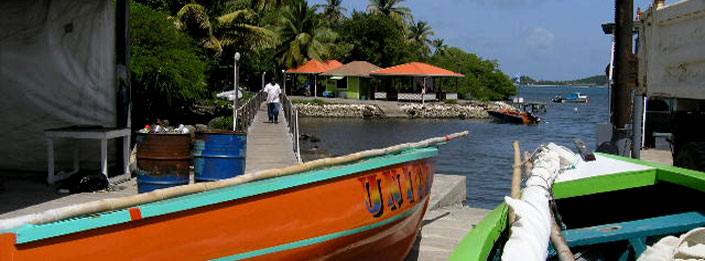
top-left (487, 109), bottom-right (540, 125)
top-left (0, 132), bottom-right (467, 260)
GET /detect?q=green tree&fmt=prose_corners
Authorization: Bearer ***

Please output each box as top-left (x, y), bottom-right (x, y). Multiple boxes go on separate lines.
top-left (277, 0), bottom-right (336, 68)
top-left (130, 2), bottom-right (208, 124)
top-left (314, 0), bottom-right (348, 24)
top-left (407, 20), bottom-right (434, 58)
top-left (431, 38), bottom-right (448, 56)
top-left (429, 47), bottom-right (516, 100)
top-left (338, 11), bottom-right (418, 67)
top-left (175, 2), bottom-right (277, 55)
top-left (366, 0), bottom-right (411, 25)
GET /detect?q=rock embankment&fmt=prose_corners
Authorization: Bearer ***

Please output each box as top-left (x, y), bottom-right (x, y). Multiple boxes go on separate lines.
top-left (294, 101), bottom-right (515, 119)
top-left (400, 102), bottom-right (516, 119)
top-left (295, 103), bottom-right (384, 118)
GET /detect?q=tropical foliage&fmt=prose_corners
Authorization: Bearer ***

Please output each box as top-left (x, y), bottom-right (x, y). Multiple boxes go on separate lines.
top-left (408, 20), bottom-right (435, 58)
top-left (128, 0), bottom-right (519, 125)
top-left (366, 0), bottom-right (411, 25)
top-left (130, 2), bottom-right (208, 125)
top-left (277, 0), bottom-right (336, 68)
top-left (314, 0), bottom-right (348, 24)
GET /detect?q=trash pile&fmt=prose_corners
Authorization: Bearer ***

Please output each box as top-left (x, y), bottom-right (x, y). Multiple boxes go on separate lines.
top-left (138, 123), bottom-right (195, 134)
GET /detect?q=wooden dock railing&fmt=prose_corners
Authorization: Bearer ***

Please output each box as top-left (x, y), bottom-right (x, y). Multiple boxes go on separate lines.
top-left (236, 92), bottom-right (265, 131)
top-left (281, 94), bottom-right (301, 163)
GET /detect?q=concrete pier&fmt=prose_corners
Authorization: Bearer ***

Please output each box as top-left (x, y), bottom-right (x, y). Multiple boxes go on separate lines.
top-left (407, 174), bottom-right (491, 261)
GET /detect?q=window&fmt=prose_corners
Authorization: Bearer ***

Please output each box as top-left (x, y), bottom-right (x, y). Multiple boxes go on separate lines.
top-left (336, 77), bottom-right (348, 90)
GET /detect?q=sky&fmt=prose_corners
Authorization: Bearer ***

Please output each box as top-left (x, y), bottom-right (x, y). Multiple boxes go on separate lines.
top-left (309, 0), bottom-right (656, 81)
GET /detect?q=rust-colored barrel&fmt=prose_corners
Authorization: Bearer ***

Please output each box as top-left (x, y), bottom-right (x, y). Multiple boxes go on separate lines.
top-left (135, 133), bottom-right (192, 193)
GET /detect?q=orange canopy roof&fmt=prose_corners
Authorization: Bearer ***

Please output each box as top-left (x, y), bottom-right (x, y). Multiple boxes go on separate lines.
top-left (370, 62), bottom-right (464, 77)
top-left (286, 60), bottom-right (343, 74)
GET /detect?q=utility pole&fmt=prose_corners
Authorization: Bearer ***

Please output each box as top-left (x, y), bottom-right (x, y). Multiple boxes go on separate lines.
top-left (612, 0), bottom-right (634, 156)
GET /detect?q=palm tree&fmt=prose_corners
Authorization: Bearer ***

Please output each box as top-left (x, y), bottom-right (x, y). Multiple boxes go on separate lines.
top-left (431, 38), bottom-right (448, 56)
top-left (250, 0), bottom-right (291, 12)
top-left (408, 20), bottom-right (434, 57)
top-left (314, 0), bottom-right (348, 24)
top-left (366, 0), bottom-right (411, 24)
top-left (277, 0), bottom-right (336, 68)
top-left (175, 2), bottom-right (277, 55)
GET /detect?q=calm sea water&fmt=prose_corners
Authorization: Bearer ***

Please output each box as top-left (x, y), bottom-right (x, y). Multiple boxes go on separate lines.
top-left (298, 86), bottom-right (609, 209)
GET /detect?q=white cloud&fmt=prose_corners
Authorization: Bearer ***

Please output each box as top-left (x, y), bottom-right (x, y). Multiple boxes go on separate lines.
top-left (524, 27), bottom-right (555, 51)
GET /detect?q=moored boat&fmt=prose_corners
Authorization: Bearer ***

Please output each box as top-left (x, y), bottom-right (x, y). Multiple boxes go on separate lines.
top-left (488, 109), bottom-right (540, 125)
top-left (450, 144), bottom-right (705, 260)
top-left (0, 132), bottom-right (468, 260)
top-left (552, 92), bottom-right (588, 103)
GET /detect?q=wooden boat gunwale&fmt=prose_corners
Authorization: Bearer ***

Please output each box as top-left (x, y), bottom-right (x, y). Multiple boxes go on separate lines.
top-left (450, 152), bottom-right (705, 260)
top-left (3, 147), bottom-right (438, 245)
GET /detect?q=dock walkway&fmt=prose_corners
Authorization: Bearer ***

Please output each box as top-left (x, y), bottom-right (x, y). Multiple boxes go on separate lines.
top-left (244, 102), bottom-right (298, 173)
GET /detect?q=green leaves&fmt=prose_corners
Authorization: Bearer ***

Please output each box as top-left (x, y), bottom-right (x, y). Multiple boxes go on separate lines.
top-left (130, 2), bottom-right (208, 119)
top-left (277, 0), bottom-right (336, 68)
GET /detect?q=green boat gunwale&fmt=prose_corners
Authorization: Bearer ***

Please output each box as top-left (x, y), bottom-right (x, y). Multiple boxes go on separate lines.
top-left (4, 147), bottom-right (438, 244)
top-left (450, 153), bottom-right (705, 260)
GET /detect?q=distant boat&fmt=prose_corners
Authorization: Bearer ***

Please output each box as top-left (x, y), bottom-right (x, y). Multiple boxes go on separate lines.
top-left (488, 109), bottom-right (540, 125)
top-left (552, 92), bottom-right (588, 103)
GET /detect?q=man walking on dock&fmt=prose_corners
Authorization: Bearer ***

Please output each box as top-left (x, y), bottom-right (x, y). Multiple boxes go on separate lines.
top-left (263, 78), bottom-right (282, 123)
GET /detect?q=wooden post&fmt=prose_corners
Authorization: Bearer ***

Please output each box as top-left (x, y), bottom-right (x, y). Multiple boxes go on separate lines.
top-left (550, 212), bottom-right (575, 261)
top-left (509, 141), bottom-right (522, 224)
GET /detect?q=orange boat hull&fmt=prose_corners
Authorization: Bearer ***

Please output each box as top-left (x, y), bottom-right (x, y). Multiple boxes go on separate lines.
top-left (1, 151), bottom-right (436, 260)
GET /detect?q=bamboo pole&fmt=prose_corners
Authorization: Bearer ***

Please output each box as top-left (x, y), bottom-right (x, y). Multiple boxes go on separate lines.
top-left (550, 212), bottom-right (575, 261)
top-left (508, 141), bottom-right (522, 224)
top-left (0, 131), bottom-right (469, 231)
top-left (522, 148), bottom-right (574, 260)
top-left (523, 151), bottom-right (533, 178)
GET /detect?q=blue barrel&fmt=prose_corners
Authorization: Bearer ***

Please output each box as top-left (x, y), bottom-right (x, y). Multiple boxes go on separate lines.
top-left (136, 170), bottom-right (189, 193)
top-left (193, 131), bottom-right (247, 182)
top-left (135, 133), bottom-right (192, 193)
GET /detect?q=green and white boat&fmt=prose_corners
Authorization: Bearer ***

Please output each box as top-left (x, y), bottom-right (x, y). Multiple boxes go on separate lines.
top-left (451, 145), bottom-right (705, 260)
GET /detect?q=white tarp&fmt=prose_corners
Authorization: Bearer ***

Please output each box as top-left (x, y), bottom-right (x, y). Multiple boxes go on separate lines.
top-left (501, 143), bottom-right (579, 261)
top-left (0, 0), bottom-right (115, 171)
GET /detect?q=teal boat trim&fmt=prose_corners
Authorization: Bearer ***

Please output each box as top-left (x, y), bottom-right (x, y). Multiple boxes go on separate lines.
top-left (9, 147), bottom-right (437, 244)
top-left (213, 201), bottom-right (425, 260)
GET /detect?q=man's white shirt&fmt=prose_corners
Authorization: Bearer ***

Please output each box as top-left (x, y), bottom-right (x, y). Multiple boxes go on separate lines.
top-left (264, 83), bottom-right (281, 103)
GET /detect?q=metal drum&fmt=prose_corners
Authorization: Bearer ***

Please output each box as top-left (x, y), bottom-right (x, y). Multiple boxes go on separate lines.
top-left (193, 130), bottom-right (247, 182)
top-left (135, 133), bottom-right (192, 193)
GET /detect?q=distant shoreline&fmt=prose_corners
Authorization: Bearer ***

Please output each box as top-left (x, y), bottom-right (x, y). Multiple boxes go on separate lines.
top-left (516, 84), bottom-right (607, 88)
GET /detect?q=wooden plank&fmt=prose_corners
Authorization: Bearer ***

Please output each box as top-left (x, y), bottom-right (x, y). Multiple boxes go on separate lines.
top-left (562, 211), bottom-right (705, 247)
top-left (245, 103), bottom-right (298, 173)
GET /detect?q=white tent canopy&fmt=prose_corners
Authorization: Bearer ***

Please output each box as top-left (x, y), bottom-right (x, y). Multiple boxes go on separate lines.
top-left (0, 0), bottom-right (116, 171)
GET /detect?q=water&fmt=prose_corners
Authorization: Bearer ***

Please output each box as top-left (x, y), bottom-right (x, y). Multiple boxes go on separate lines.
top-left (298, 86), bottom-right (609, 209)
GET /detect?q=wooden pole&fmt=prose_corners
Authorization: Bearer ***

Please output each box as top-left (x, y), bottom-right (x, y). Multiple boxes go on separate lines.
top-left (0, 131), bottom-right (470, 231)
top-left (551, 212), bottom-right (575, 261)
top-left (523, 151), bottom-right (533, 178)
top-left (508, 141), bottom-right (522, 224)
top-left (522, 148), bottom-right (574, 260)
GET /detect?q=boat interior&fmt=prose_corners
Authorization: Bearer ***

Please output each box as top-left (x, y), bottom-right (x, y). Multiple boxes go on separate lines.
top-left (486, 182), bottom-right (705, 260)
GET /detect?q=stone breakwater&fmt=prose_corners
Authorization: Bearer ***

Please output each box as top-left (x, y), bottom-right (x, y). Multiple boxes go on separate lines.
top-left (401, 102), bottom-right (516, 119)
top-left (294, 103), bottom-right (384, 118)
top-left (295, 101), bottom-right (515, 119)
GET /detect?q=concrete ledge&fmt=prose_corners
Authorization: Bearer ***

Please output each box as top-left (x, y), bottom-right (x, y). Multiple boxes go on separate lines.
top-left (428, 174), bottom-right (466, 211)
